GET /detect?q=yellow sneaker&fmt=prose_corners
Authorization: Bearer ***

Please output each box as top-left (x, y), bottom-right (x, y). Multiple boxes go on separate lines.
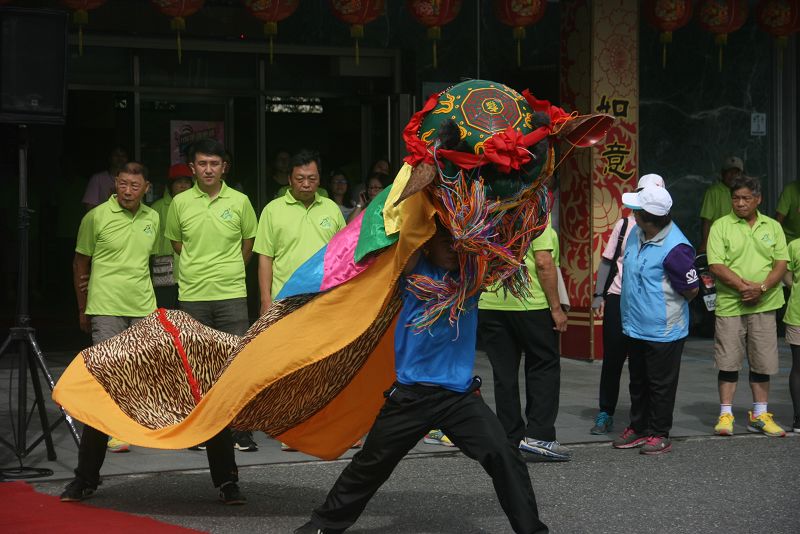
top-left (714, 413), bottom-right (734, 436)
top-left (107, 437), bottom-right (130, 453)
top-left (746, 411), bottom-right (786, 437)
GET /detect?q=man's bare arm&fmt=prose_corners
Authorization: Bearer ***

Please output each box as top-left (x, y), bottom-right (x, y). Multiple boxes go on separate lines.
top-left (242, 237), bottom-right (254, 265)
top-left (258, 254), bottom-right (274, 315)
top-left (73, 253), bottom-right (92, 333)
top-left (534, 250), bottom-right (567, 332)
top-left (171, 240), bottom-right (182, 255)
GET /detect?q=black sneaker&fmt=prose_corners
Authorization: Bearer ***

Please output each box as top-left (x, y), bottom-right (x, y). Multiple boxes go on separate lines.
top-left (218, 482), bottom-right (246, 505)
top-left (188, 443), bottom-right (207, 451)
top-left (60, 478), bottom-right (96, 502)
top-left (793, 416), bottom-right (800, 434)
top-left (294, 521), bottom-right (345, 534)
top-left (232, 431), bottom-right (258, 452)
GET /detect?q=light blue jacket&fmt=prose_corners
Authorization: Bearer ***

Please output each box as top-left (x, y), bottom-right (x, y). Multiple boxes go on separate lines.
top-left (621, 222), bottom-right (693, 342)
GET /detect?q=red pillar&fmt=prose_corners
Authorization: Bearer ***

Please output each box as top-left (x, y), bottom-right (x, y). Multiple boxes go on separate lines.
top-left (559, 0), bottom-right (640, 360)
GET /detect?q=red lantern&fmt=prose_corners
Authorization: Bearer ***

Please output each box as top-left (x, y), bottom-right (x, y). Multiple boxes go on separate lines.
top-left (328, 0), bottom-right (385, 65)
top-left (494, 0), bottom-right (547, 68)
top-left (756, 0), bottom-right (800, 48)
top-left (407, 0), bottom-right (462, 69)
top-left (243, 0), bottom-right (300, 64)
top-left (697, 0), bottom-right (749, 71)
top-left (150, 0), bottom-right (205, 64)
top-left (60, 1), bottom-right (107, 56)
top-left (643, 0), bottom-right (693, 68)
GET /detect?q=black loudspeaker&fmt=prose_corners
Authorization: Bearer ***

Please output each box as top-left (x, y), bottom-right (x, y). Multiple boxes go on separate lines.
top-left (0, 8), bottom-right (68, 125)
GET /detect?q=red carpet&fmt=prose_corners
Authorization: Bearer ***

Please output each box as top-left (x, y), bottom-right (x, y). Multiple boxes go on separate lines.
top-left (0, 481), bottom-right (205, 533)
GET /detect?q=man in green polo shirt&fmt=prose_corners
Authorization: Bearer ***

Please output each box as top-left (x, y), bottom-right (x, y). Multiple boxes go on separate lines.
top-left (255, 149), bottom-right (345, 314)
top-left (72, 161), bottom-right (157, 456)
top-left (477, 220), bottom-right (571, 462)
top-left (699, 156), bottom-right (743, 251)
top-left (776, 177), bottom-right (800, 242)
top-left (707, 175), bottom-right (788, 438)
top-left (63, 162), bottom-right (243, 505)
top-left (150, 163), bottom-right (193, 309)
top-left (165, 138), bottom-right (258, 454)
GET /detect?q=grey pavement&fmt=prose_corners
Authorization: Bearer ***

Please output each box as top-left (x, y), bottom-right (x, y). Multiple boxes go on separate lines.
top-left (1, 337), bottom-right (798, 533)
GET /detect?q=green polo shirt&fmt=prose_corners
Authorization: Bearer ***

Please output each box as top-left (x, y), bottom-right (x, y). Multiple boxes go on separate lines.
top-left (165, 182), bottom-right (258, 302)
top-left (479, 224), bottom-right (559, 311)
top-left (707, 211), bottom-right (788, 317)
top-left (776, 181), bottom-right (800, 242)
top-left (784, 239), bottom-right (800, 326)
top-left (254, 189), bottom-right (346, 297)
top-left (700, 181), bottom-right (732, 222)
top-left (75, 195), bottom-right (159, 317)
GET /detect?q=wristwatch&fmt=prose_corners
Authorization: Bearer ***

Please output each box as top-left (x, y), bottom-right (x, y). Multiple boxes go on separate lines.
top-left (760, 283), bottom-right (768, 293)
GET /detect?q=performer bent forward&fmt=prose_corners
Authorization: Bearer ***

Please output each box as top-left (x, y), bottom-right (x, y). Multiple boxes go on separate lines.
top-left (295, 223), bottom-right (548, 534)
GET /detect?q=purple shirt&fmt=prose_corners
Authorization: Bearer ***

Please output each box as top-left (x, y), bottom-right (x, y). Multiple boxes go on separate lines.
top-left (82, 170), bottom-right (115, 208)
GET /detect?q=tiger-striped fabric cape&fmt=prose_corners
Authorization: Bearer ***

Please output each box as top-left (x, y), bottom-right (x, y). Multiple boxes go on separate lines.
top-left (52, 188), bottom-right (437, 461)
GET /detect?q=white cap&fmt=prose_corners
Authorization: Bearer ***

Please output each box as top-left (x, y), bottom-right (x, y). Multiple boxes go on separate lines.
top-left (622, 186), bottom-right (673, 216)
top-left (637, 173), bottom-right (665, 189)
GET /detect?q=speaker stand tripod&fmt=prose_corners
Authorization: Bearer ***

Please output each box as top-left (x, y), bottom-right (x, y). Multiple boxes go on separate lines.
top-left (0, 124), bottom-right (80, 480)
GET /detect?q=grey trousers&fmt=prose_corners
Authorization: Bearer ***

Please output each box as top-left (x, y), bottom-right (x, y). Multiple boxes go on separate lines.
top-left (179, 297), bottom-right (250, 336)
top-left (90, 315), bottom-right (144, 344)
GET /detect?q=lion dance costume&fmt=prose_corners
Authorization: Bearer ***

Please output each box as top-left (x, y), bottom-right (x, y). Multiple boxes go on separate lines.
top-left (53, 80), bottom-right (611, 459)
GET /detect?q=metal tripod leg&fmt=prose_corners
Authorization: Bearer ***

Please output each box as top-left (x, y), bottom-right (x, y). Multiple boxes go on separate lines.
top-left (27, 331), bottom-right (80, 446)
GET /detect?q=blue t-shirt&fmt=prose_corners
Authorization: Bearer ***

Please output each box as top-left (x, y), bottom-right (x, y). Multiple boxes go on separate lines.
top-left (394, 256), bottom-right (478, 392)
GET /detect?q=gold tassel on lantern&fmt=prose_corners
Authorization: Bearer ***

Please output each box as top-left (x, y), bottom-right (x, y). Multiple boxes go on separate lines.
top-left (264, 21), bottom-right (278, 64)
top-left (659, 31), bottom-right (673, 69)
top-left (513, 26), bottom-right (525, 67)
top-left (428, 26), bottom-right (441, 69)
top-left (72, 9), bottom-right (89, 56)
top-left (715, 33), bottom-right (727, 72)
top-left (171, 16), bottom-right (186, 64)
top-left (350, 24), bottom-right (364, 66)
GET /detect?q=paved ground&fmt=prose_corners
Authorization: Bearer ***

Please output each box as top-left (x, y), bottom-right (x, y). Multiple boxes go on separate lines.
top-left (1, 337), bottom-right (798, 532)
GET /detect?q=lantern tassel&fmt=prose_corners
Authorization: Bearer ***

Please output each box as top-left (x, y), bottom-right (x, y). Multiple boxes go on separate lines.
top-left (171, 17), bottom-right (187, 64)
top-left (715, 33), bottom-right (727, 73)
top-left (269, 35), bottom-right (274, 65)
top-left (659, 31), bottom-right (673, 70)
top-left (512, 27), bottom-right (526, 68)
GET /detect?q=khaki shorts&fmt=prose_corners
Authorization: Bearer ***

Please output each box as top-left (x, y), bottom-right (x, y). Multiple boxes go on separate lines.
top-left (785, 324), bottom-right (800, 346)
top-left (714, 312), bottom-right (779, 375)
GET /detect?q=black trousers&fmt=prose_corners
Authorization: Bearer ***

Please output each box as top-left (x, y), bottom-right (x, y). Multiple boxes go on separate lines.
top-left (74, 425), bottom-right (238, 488)
top-left (154, 284), bottom-right (179, 310)
top-left (626, 336), bottom-right (685, 437)
top-left (311, 381), bottom-right (548, 534)
top-left (478, 308), bottom-right (561, 443)
top-left (598, 294), bottom-right (629, 415)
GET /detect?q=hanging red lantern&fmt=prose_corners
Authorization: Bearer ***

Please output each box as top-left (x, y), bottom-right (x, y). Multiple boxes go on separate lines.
top-left (755, 0), bottom-right (800, 48)
top-left (697, 0), bottom-right (749, 71)
top-left (243, 0), bottom-right (300, 64)
top-left (407, 0), bottom-right (462, 69)
top-left (328, 0), bottom-right (385, 66)
top-left (643, 0), bottom-right (693, 68)
top-left (60, 1), bottom-right (107, 56)
top-left (150, 0), bottom-right (205, 64)
top-left (494, 0), bottom-right (547, 68)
